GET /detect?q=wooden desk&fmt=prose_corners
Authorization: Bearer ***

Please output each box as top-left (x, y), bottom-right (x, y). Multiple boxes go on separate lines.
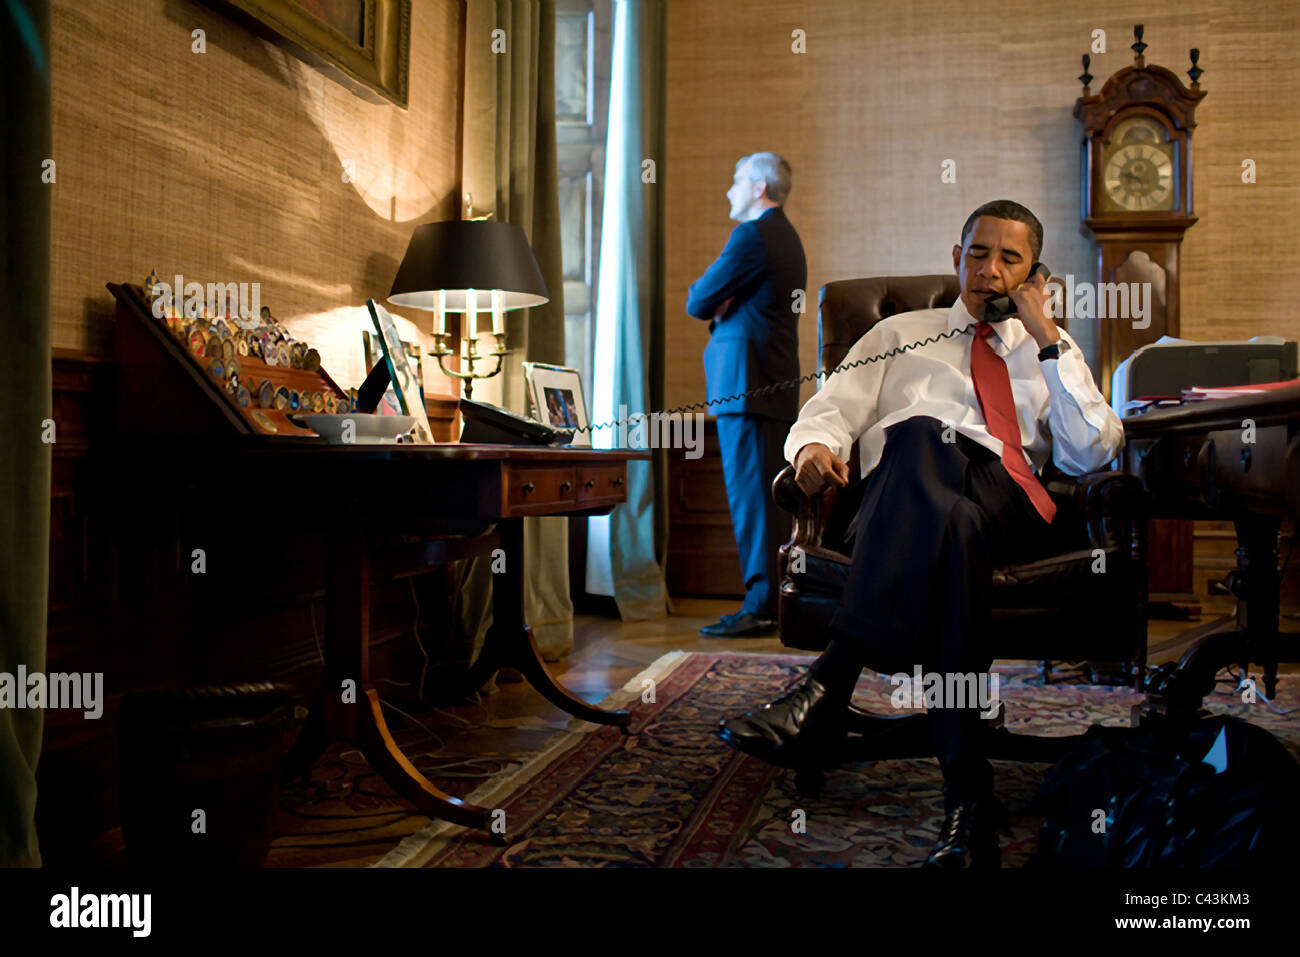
top-left (259, 443), bottom-right (648, 841)
top-left (1122, 381), bottom-right (1300, 712)
top-left (106, 279), bottom-right (649, 840)
top-left (126, 436), bottom-right (647, 842)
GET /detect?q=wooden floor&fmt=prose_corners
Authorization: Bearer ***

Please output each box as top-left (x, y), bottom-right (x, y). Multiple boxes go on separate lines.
top-left (88, 597), bottom-right (1298, 867)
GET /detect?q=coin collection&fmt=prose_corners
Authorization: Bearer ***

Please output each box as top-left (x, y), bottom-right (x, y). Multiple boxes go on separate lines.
top-left (143, 269), bottom-right (353, 415)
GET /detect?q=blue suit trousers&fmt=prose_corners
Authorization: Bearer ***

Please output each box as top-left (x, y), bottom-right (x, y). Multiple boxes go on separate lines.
top-left (716, 413), bottom-right (791, 620)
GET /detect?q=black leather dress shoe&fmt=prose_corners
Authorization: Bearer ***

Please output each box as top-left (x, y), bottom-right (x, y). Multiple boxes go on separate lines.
top-left (715, 675), bottom-right (846, 769)
top-left (699, 612), bottom-right (776, 637)
top-left (922, 788), bottom-right (1008, 869)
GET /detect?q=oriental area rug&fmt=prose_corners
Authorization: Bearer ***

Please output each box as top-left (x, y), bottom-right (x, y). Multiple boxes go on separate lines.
top-left (378, 651), bottom-right (1300, 868)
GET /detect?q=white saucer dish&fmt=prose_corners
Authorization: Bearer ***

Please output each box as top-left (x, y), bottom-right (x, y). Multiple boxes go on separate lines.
top-left (295, 413), bottom-right (416, 445)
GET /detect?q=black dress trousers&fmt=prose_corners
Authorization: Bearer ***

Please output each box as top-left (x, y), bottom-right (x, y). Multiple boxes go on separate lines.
top-left (827, 416), bottom-right (1062, 795)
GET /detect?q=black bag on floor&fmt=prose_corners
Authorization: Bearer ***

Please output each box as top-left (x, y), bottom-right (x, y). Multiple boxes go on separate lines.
top-left (1029, 714), bottom-right (1300, 867)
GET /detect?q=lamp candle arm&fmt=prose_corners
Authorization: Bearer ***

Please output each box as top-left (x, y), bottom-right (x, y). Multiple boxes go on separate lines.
top-left (430, 331), bottom-right (508, 401)
top-left (433, 289), bottom-right (446, 337)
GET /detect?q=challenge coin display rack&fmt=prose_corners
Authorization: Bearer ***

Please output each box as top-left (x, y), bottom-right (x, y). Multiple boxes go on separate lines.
top-left (108, 278), bottom-right (351, 438)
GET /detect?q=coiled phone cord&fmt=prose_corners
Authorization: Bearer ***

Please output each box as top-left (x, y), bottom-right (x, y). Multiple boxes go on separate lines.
top-left (572, 321), bottom-right (982, 435)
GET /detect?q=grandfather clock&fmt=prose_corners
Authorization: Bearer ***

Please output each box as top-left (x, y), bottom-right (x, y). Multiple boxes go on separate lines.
top-left (1074, 25), bottom-right (1207, 612)
top-left (1074, 25), bottom-right (1206, 395)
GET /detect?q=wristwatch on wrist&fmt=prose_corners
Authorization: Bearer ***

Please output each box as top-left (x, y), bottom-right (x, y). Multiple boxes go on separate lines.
top-left (1038, 338), bottom-right (1071, 362)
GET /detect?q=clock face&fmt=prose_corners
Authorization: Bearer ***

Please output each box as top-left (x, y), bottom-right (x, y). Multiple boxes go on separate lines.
top-left (1101, 116), bottom-right (1176, 212)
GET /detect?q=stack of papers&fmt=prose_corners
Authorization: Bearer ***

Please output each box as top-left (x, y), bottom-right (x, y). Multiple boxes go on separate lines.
top-left (1181, 378), bottom-right (1300, 401)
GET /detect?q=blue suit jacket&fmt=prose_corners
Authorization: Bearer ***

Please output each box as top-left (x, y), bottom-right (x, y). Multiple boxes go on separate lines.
top-left (686, 206), bottom-right (806, 421)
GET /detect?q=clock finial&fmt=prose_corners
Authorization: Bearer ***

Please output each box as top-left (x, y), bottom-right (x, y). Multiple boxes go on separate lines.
top-left (1079, 53), bottom-right (1093, 94)
top-left (1188, 48), bottom-right (1203, 87)
top-left (1131, 24), bottom-right (1147, 66)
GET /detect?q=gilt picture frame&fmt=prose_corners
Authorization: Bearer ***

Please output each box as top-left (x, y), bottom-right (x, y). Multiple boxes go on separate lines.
top-left (202, 0), bottom-right (411, 107)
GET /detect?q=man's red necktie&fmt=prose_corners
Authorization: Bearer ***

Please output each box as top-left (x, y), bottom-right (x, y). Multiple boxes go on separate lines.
top-left (970, 322), bottom-right (1057, 524)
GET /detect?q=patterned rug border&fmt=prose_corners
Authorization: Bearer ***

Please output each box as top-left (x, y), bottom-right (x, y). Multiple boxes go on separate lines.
top-left (375, 650), bottom-right (700, 868)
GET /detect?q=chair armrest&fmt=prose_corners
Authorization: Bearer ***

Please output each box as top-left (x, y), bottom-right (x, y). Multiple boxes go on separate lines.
top-left (1045, 470), bottom-right (1146, 555)
top-left (773, 464), bottom-right (827, 551)
top-left (777, 462), bottom-right (1144, 557)
top-left (1043, 468), bottom-right (1138, 502)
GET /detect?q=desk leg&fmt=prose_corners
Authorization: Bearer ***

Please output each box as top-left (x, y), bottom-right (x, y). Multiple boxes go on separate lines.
top-left (282, 528), bottom-right (496, 836)
top-left (1234, 515), bottom-right (1281, 699)
top-left (1142, 515), bottom-right (1282, 716)
top-left (472, 517), bottom-right (631, 730)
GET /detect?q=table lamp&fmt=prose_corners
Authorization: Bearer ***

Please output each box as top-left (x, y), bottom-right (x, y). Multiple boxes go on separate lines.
top-left (388, 220), bottom-right (549, 398)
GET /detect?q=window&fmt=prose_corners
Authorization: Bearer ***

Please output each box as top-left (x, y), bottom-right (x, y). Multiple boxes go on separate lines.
top-left (554, 1), bottom-right (611, 409)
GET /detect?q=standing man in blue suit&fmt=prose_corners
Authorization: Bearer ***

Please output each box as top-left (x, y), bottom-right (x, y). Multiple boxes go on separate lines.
top-left (686, 153), bottom-right (807, 637)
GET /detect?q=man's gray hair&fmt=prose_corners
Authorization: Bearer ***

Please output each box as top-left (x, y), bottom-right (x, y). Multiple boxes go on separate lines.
top-left (737, 152), bottom-right (792, 205)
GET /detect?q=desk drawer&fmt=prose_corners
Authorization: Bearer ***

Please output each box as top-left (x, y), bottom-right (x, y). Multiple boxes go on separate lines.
top-left (505, 466), bottom-right (577, 515)
top-left (1138, 427), bottom-right (1290, 513)
top-left (1210, 425), bottom-right (1288, 500)
top-left (577, 466), bottom-right (626, 506)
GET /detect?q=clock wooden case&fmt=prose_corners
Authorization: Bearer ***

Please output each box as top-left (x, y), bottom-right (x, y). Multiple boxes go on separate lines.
top-left (1074, 26), bottom-right (1206, 398)
top-left (1075, 27), bottom-right (1208, 613)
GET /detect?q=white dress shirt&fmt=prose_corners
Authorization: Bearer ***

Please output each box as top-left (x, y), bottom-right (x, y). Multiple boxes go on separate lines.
top-left (784, 298), bottom-right (1125, 480)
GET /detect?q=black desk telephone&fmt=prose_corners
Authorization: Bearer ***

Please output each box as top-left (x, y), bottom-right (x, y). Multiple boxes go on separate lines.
top-left (459, 398), bottom-right (575, 446)
top-left (983, 262), bottom-right (1051, 322)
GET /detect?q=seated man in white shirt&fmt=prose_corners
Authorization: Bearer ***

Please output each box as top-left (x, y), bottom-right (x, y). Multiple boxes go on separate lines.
top-left (716, 200), bottom-right (1124, 868)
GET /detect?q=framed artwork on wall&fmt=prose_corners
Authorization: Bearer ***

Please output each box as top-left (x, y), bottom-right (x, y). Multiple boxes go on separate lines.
top-left (202, 0), bottom-right (411, 107)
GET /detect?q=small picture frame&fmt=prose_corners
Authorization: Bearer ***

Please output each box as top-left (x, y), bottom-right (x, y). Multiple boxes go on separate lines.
top-left (362, 330), bottom-right (425, 416)
top-left (523, 361), bottom-right (590, 447)
top-left (366, 299), bottom-right (435, 444)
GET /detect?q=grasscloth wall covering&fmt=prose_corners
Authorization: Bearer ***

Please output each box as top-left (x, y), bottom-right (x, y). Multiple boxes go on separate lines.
top-left (664, 0), bottom-right (1300, 414)
top-left (51, 0), bottom-right (462, 392)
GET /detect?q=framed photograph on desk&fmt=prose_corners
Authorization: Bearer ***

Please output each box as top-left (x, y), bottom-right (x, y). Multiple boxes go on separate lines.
top-left (524, 362), bottom-right (590, 447)
top-left (362, 330), bottom-right (425, 416)
top-left (366, 299), bottom-right (434, 444)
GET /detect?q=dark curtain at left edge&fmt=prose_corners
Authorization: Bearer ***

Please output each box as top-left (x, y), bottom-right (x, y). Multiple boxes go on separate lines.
top-left (1, 0), bottom-right (52, 867)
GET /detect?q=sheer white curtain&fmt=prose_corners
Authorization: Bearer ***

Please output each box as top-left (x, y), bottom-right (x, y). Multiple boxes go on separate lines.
top-left (585, 0), bottom-right (667, 618)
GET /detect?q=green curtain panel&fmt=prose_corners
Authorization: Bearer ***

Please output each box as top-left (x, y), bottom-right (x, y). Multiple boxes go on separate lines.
top-left (588, 0), bottom-right (669, 621)
top-left (1, 0), bottom-right (51, 867)
top-left (453, 0), bottom-right (573, 668)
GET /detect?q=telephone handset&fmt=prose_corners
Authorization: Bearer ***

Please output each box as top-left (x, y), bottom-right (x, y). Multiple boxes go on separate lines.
top-left (983, 262), bottom-right (1052, 322)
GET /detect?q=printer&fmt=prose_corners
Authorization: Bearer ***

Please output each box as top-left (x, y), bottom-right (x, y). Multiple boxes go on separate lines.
top-left (1111, 336), bottom-right (1298, 415)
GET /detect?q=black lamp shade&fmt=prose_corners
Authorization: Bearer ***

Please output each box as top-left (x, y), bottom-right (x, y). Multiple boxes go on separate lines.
top-left (388, 220), bottom-right (549, 311)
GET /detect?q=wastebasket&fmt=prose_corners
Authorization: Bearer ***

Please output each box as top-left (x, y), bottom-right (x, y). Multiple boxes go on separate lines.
top-left (117, 682), bottom-right (297, 868)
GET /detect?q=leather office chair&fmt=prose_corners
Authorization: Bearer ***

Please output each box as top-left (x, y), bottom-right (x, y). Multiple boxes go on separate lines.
top-left (772, 275), bottom-right (1148, 781)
